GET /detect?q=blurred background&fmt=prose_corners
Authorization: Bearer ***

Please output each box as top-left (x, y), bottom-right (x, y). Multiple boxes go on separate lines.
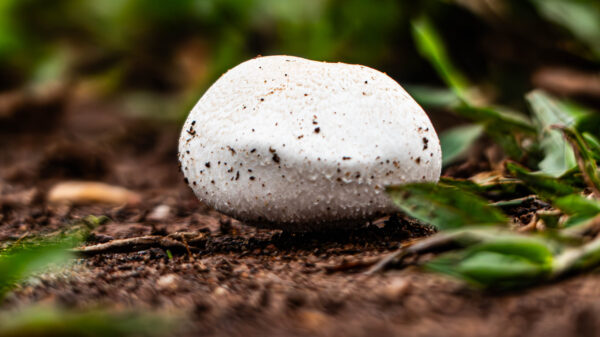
top-left (1, 0), bottom-right (599, 122)
top-left (1, 0), bottom-right (600, 187)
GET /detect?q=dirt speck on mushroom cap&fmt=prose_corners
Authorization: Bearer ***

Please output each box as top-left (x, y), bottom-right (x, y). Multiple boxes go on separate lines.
top-left (178, 55), bottom-right (441, 229)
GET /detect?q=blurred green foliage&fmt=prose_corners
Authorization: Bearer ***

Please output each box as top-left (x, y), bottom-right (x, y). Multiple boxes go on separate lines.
top-left (0, 239), bottom-right (75, 301)
top-left (381, 1), bottom-right (600, 290)
top-left (387, 182), bottom-right (508, 230)
top-left (530, 0), bottom-right (600, 59)
top-left (1, 0), bottom-right (599, 122)
top-left (440, 124), bottom-right (483, 166)
top-left (0, 230), bottom-right (177, 336)
top-left (0, 0), bottom-right (406, 91)
top-left (0, 307), bottom-right (175, 337)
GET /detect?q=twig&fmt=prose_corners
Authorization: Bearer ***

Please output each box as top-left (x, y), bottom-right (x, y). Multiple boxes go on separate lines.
top-left (365, 232), bottom-right (463, 275)
top-left (364, 249), bottom-right (408, 275)
top-left (324, 257), bottom-right (380, 273)
top-left (73, 236), bottom-right (189, 256)
top-left (13, 231), bottom-right (30, 246)
top-left (182, 238), bottom-right (193, 260)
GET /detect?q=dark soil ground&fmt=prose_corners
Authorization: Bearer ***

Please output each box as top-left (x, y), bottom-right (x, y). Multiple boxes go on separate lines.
top-left (2, 95), bottom-right (600, 337)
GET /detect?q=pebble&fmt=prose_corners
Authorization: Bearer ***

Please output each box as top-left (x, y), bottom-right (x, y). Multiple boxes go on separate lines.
top-left (156, 273), bottom-right (181, 292)
top-left (147, 204), bottom-right (171, 221)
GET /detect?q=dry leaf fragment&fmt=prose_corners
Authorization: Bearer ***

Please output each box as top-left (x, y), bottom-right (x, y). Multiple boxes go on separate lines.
top-left (47, 181), bottom-right (141, 205)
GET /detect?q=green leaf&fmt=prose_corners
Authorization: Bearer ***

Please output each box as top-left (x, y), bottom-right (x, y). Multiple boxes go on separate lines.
top-left (554, 194), bottom-right (600, 216)
top-left (440, 124), bottom-right (484, 167)
top-left (454, 104), bottom-right (536, 134)
top-left (558, 99), bottom-right (594, 122)
top-left (0, 306), bottom-right (176, 337)
top-left (427, 251), bottom-right (547, 289)
top-left (426, 235), bottom-right (555, 289)
top-left (439, 177), bottom-right (487, 194)
top-left (386, 183), bottom-right (508, 230)
top-left (554, 194), bottom-right (600, 227)
top-left (527, 90), bottom-right (578, 126)
top-left (456, 252), bottom-right (547, 287)
top-left (531, 0), bottom-right (600, 58)
top-left (411, 16), bottom-right (470, 100)
top-left (467, 236), bottom-right (556, 265)
top-left (454, 104), bottom-right (536, 160)
top-left (405, 85), bottom-right (460, 108)
top-left (490, 196), bottom-right (537, 208)
top-left (526, 90), bottom-right (577, 177)
top-left (553, 238), bottom-right (600, 277)
top-left (0, 243), bottom-right (73, 300)
top-left (558, 166), bottom-right (588, 188)
top-left (505, 161), bottom-right (600, 229)
top-left (441, 174), bottom-right (521, 199)
top-left (582, 132), bottom-right (600, 161)
top-left (505, 161), bottom-right (579, 200)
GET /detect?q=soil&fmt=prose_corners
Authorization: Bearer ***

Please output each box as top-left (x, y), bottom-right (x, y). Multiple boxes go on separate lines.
top-left (2, 95), bottom-right (600, 337)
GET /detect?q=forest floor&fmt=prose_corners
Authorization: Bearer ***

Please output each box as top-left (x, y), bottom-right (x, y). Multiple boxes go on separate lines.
top-left (2, 95), bottom-right (600, 337)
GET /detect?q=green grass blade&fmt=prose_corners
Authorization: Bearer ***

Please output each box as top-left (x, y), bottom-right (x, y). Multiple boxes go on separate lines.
top-left (386, 183), bottom-right (508, 230)
top-left (553, 193), bottom-right (600, 228)
top-left (0, 243), bottom-right (73, 300)
top-left (553, 238), bottom-right (600, 277)
top-left (440, 124), bottom-right (484, 167)
top-left (0, 306), bottom-right (176, 337)
top-left (404, 85), bottom-right (460, 108)
top-left (557, 126), bottom-right (600, 197)
top-left (411, 16), bottom-right (470, 100)
top-left (554, 194), bottom-right (600, 216)
top-left (454, 104), bottom-right (536, 134)
top-left (441, 175), bottom-right (522, 199)
top-left (410, 16), bottom-right (536, 161)
top-left (426, 235), bottom-right (555, 289)
top-left (455, 251), bottom-right (548, 288)
top-left (505, 161), bottom-right (579, 200)
top-left (467, 236), bottom-right (556, 264)
top-left (582, 132), bottom-right (600, 161)
top-left (439, 177), bottom-right (487, 194)
top-left (531, 0), bottom-right (600, 59)
top-left (454, 104), bottom-right (536, 160)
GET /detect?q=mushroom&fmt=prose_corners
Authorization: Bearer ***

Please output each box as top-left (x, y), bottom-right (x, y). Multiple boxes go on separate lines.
top-left (179, 55), bottom-right (441, 230)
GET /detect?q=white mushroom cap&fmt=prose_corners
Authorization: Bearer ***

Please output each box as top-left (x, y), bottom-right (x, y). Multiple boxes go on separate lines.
top-left (179, 55), bottom-right (441, 230)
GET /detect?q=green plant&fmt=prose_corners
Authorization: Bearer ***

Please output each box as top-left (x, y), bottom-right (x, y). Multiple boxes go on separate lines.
top-left (384, 15), bottom-right (600, 290)
top-left (0, 230), bottom-right (176, 337)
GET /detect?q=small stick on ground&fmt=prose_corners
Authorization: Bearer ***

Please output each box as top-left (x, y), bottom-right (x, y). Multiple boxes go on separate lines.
top-left (13, 231), bottom-right (30, 246)
top-left (74, 235), bottom-right (190, 256)
top-left (182, 237), bottom-right (194, 260)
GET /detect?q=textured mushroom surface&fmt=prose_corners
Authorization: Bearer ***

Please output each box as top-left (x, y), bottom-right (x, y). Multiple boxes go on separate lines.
top-left (179, 55), bottom-right (441, 230)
